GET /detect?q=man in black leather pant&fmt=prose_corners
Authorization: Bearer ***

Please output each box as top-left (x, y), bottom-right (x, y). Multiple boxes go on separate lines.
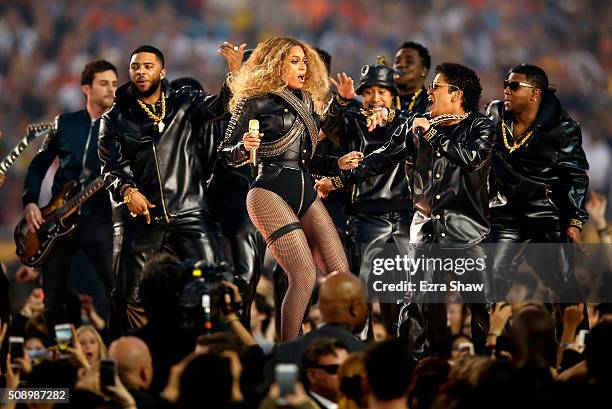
top-left (487, 63), bottom-right (589, 302)
top-left (22, 60), bottom-right (117, 333)
top-left (99, 44), bottom-right (242, 331)
top-left (317, 62), bottom-right (496, 354)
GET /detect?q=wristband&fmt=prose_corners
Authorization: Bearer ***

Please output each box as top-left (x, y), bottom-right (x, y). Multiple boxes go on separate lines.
top-left (568, 219), bottom-right (583, 231)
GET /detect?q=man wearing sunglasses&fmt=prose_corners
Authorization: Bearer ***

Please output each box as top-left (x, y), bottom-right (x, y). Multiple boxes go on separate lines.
top-left (486, 63), bottom-right (589, 301)
top-left (302, 338), bottom-right (349, 409)
top-left (317, 63), bottom-right (495, 354)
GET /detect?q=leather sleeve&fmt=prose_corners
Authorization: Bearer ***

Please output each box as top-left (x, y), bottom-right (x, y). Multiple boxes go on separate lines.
top-left (429, 115), bottom-right (496, 171)
top-left (555, 122), bottom-right (589, 227)
top-left (217, 98), bottom-right (255, 168)
top-left (22, 115), bottom-right (60, 207)
top-left (341, 116), bottom-right (414, 186)
top-left (98, 112), bottom-right (136, 203)
top-left (193, 80), bottom-right (231, 122)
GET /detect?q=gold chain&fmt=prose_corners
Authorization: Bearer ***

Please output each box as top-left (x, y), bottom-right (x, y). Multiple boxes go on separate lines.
top-left (408, 88), bottom-right (422, 111)
top-left (428, 112), bottom-right (470, 126)
top-left (501, 119), bottom-right (534, 153)
top-left (136, 94), bottom-right (166, 124)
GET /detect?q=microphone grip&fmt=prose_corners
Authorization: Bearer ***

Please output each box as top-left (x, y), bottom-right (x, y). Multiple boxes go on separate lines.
top-left (248, 119), bottom-right (259, 167)
top-left (416, 127), bottom-right (424, 137)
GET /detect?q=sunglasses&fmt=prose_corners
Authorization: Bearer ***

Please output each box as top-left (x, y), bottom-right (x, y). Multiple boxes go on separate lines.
top-left (313, 364), bottom-right (340, 374)
top-left (504, 80), bottom-right (536, 91)
top-left (428, 81), bottom-right (460, 91)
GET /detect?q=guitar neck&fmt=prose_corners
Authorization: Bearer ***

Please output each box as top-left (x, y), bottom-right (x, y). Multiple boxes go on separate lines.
top-left (57, 177), bottom-right (107, 219)
top-left (0, 136), bottom-right (30, 177)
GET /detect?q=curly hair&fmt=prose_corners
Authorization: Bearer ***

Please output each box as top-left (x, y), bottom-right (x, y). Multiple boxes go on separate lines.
top-left (228, 37), bottom-right (330, 115)
top-left (435, 62), bottom-right (482, 113)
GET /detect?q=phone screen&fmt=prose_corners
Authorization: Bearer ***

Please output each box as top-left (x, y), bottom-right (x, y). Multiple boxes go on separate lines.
top-left (9, 337), bottom-right (25, 368)
top-left (275, 363), bottom-right (298, 404)
top-left (100, 358), bottom-right (116, 387)
top-left (54, 324), bottom-right (73, 351)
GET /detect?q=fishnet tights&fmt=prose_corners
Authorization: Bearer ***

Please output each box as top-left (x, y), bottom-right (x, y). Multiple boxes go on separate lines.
top-left (246, 188), bottom-right (349, 341)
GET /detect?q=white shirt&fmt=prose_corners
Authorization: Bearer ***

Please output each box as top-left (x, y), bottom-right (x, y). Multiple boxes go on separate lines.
top-left (309, 391), bottom-right (338, 409)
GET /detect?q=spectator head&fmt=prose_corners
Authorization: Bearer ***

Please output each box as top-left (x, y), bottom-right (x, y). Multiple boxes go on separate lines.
top-left (511, 306), bottom-right (556, 369)
top-left (394, 41), bottom-right (431, 89)
top-left (76, 325), bottom-right (107, 366)
top-left (140, 253), bottom-right (188, 324)
top-left (585, 320), bottom-right (612, 384)
top-left (170, 77), bottom-right (203, 92)
top-left (179, 353), bottom-right (233, 409)
top-left (503, 63), bottom-right (548, 114)
top-left (448, 334), bottom-right (473, 362)
top-left (129, 45), bottom-right (166, 98)
top-left (448, 355), bottom-right (492, 386)
top-left (301, 338), bottom-right (350, 402)
top-left (371, 313), bottom-right (389, 342)
top-left (195, 332), bottom-right (246, 357)
top-left (429, 62), bottom-right (482, 116)
top-left (365, 336), bottom-right (415, 403)
top-left (337, 352), bottom-right (368, 409)
top-left (408, 356), bottom-right (451, 409)
top-left (108, 336), bottom-right (153, 391)
top-left (318, 272), bottom-right (367, 333)
top-left (80, 59), bottom-right (117, 111)
top-left (594, 303), bottom-right (612, 323)
top-left (250, 292), bottom-right (273, 335)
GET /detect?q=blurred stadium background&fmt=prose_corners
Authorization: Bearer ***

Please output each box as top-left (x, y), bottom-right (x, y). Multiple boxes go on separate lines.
top-left (0, 0), bottom-right (610, 265)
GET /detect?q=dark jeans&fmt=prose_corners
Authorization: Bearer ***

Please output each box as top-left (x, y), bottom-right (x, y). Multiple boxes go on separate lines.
top-left (112, 213), bottom-right (223, 332)
top-left (42, 215), bottom-right (113, 333)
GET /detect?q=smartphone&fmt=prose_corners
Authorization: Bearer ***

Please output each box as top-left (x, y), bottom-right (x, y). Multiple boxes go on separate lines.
top-left (275, 363), bottom-right (298, 405)
top-left (100, 358), bottom-right (117, 387)
top-left (458, 342), bottom-right (475, 356)
top-left (26, 348), bottom-right (49, 365)
top-left (576, 329), bottom-right (590, 348)
top-left (9, 336), bottom-right (25, 369)
top-left (54, 323), bottom-right (73, 352)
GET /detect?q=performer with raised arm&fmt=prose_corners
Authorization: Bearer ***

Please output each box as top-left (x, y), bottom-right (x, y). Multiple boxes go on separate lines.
top-left (219, 37), bottom-right (357, 341)
top-left (317, 63), bottom-right (495, 353)
top-left (98, 44), bottom-right (241, 331)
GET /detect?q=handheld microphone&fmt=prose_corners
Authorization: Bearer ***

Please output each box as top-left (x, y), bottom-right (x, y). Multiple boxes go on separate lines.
top-left (248, 119), bottom-right (259, 166)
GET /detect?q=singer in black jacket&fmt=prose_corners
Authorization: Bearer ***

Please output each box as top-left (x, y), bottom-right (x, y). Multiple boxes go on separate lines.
top-left (219, 37), bottom-right (355, 341)
top-left (317, 63), bottom-right (495, 354)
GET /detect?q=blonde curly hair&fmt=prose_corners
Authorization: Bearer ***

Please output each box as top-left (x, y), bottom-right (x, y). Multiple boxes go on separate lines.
top-left (228, 37), bottom-right (330, 116)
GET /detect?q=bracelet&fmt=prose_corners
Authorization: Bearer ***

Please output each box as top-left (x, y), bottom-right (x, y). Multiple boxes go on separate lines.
top-left (423, 128), bottom-right (437, 142)
top-left (597, 227), bottom-right (609, 236)
top-left (331, 176), bottom-right (344, 190)
top-left (335, 94), bottom-right (351, 107)
top-left (568, 219), bottom-right (583, 231)
top-left (123, 188), bottom-right (139, 204)
top-left (225, 314), bottom-right (240, 325)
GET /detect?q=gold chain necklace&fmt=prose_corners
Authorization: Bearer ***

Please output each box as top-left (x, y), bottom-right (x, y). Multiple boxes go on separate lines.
top-left (395, 88), bottom-right (423, 111)
top-left (136, 94), bottom-right (166, 132)
top-left (428, 112), bottom-right (470, 126)
top-left (501, 119), bottom-right (534, 153)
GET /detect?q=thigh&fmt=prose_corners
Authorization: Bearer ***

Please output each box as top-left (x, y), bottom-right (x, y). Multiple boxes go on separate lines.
top-left (79, 218), bottom-right (114, 293)
top-left (42, 234), bottom-right (79, 301)
top-left (348, 213), bottom-right (394, 279)
top-left (163, 216), bottom-right (224, 263)
top-left (246, 187), bottom-right (300, 238)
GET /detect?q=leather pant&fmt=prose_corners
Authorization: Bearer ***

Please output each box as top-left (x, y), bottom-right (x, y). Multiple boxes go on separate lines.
top-left (216, 196), bottom-right (266, 330)
top-left (491, 222), bottom-right (578, 301)
top-left (348, 210), bottom-right (412, 336)
top-left (112, 213), bottom-right (223, 332)
top-left (397, 227), bottom-right (492, 355)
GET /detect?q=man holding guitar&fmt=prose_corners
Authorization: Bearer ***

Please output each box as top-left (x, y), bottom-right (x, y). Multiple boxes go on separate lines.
top-left (21, 60), bottom-right (118, 334)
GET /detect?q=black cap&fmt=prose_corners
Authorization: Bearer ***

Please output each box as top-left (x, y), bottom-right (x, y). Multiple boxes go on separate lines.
top-left (355, 64), bottom-right (400, 96)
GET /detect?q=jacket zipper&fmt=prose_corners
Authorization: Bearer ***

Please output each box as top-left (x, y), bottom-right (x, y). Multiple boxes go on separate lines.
top-left (77, 123), bottom-right (94, 216)
top-left (152, 144), bottom-right (170, 223)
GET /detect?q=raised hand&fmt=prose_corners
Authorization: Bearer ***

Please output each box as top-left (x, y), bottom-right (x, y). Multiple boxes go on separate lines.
top-left (218, 41), bottom-right (248, 73)
top-left (331, 72), bottom-right (356, 100)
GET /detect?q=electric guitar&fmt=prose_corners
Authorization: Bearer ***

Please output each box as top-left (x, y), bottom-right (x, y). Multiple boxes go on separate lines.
top-left (0, 122), bottom-right (56, 177)
top-left (14, 176), bottom-right (108, 267)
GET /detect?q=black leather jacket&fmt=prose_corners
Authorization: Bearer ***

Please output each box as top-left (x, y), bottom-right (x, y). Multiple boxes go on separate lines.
top-left (486, 93), bottom-right (589, 230)
top-left (99, 79), bottom-right (227, 225)
top-left (218, 91), bottom-right (338, 176)
top-left (323, 99), bottom-right (412, 214)
top-left (341, 112), bottom-right (496, 245)
top-left (23, 110), bottom-right (111, 218)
